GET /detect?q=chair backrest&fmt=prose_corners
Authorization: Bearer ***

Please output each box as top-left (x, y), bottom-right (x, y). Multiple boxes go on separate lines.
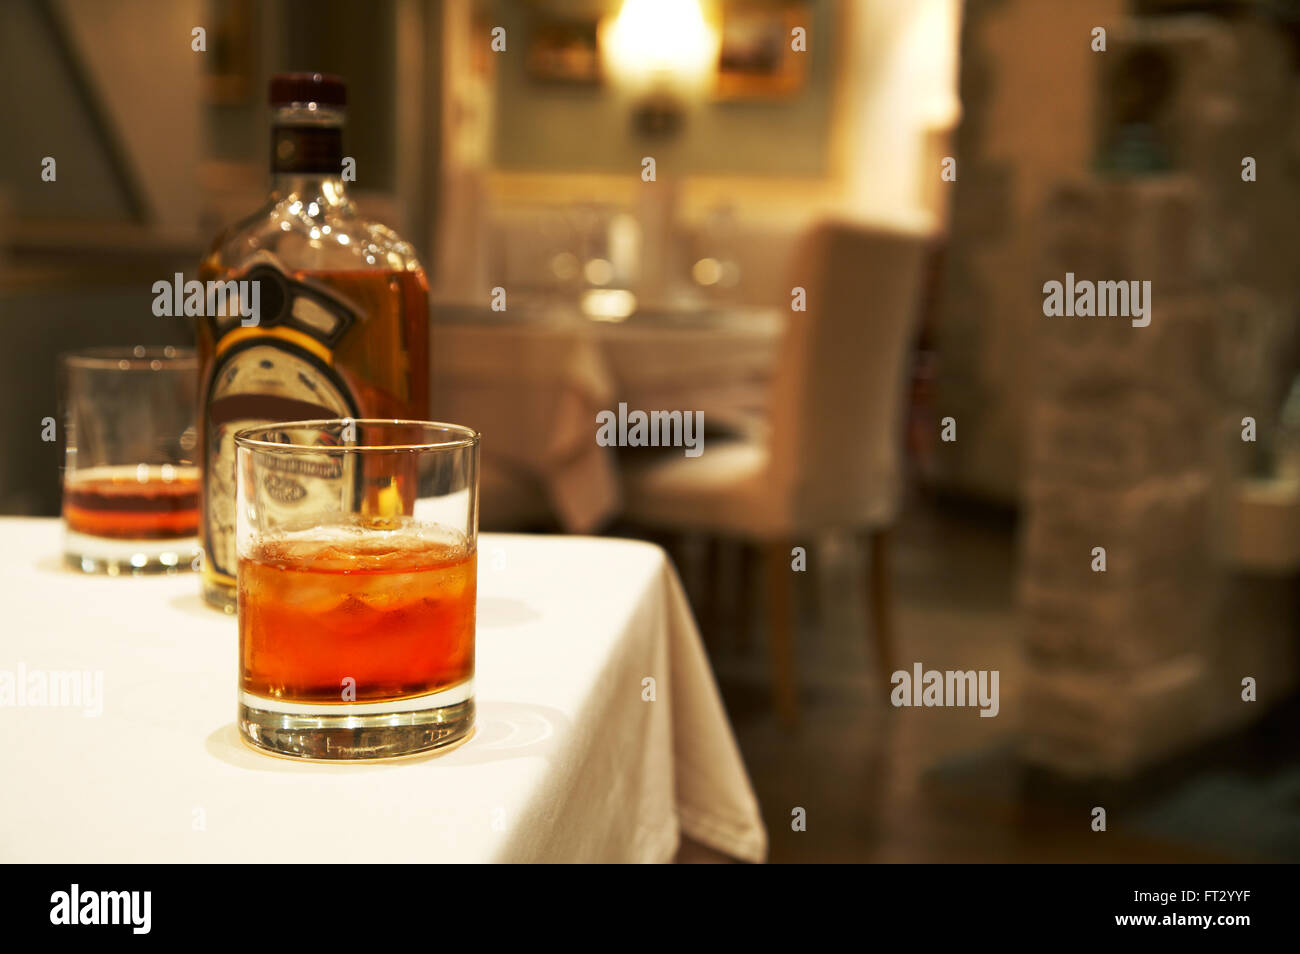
top-left (766, 220), bottom-right (929, 530)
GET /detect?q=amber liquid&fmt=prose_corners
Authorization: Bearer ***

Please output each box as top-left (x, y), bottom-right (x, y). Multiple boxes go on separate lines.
top-left (63, 467), bottom-right (200, 539)
top-left (239, 527), bottom-right (475, 703)
top-left (197, 267), bottom-right (430, 604)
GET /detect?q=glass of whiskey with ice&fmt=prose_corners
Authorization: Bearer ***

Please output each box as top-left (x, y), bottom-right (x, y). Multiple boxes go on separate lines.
top-left (234, 419), bottom-right (478, 760)
top-left (59, 347), bottom-right (201, 575)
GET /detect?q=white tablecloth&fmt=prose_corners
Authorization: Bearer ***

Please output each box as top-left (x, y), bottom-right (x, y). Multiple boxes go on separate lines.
top-left (0, 519), bottom-right (766, 863)
top-left (433, 322), bottom-right (620, 534)
top-left (432, 306), bottom-right (782, 533)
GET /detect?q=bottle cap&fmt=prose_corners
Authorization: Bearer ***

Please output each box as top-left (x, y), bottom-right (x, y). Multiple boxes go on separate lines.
top-left (269, 73), bottom-right (347, 108)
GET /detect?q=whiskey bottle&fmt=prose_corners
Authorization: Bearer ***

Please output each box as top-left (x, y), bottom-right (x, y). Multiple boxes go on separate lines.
top-left (197, 73), bottom-right (430, 611)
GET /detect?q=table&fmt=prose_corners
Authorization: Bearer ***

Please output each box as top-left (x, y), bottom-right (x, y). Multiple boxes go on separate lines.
top-left (432, 303), bottom-right (782, 533)
top-left (0, 519), bottom-right (766, 863)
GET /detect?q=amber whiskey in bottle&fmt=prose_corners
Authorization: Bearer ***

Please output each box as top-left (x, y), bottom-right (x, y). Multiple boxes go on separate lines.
top-left (197, 73), bottom-right (429, 611)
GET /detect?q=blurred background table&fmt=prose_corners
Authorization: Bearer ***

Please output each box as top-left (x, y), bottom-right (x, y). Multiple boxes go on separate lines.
top-left (431, 302), bottom-right (783, 532)
top-left (0, 518), bottom-right (766, 863)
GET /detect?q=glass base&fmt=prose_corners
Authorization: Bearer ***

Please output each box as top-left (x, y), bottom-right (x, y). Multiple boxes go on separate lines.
top-left (203, 577), bottom-right (238, 614)
top-left (64, 530), bottom-right (200, 576)
top-left (238, 683), bottom-right (475, 760)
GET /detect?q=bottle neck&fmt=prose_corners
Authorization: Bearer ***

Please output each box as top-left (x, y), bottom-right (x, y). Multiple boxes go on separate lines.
top-left (270, 104), bottom-right (346, 192)
top-left (270, 173), bottom-right (347, 210)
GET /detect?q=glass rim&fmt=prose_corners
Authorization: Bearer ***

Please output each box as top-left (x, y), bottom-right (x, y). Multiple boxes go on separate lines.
top-left (234, 418), bottom-right (480, 454)
top-left (59, 346), bottom-right (197, 370)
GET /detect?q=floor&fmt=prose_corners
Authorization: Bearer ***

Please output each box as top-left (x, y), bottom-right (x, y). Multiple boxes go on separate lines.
top-left (646, 492), bottom-right (1300, 864)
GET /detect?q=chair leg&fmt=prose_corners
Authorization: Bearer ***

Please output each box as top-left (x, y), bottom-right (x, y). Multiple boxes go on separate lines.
top-left (763, 541), bottom-right (799, 725)
top-left (701, 535), bottom-right (724, 651)
top-left (864, 528), bottom-right (897, 693)
top-left (737, 542), bottom-right (759, 654)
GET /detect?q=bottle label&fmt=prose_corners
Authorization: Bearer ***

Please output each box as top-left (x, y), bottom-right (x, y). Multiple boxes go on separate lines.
top-left (202, 265), bottom-right (360, 582)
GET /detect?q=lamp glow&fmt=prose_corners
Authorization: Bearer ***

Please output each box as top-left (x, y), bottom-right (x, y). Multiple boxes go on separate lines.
top-left (601, 0), bottom-right (720, 93)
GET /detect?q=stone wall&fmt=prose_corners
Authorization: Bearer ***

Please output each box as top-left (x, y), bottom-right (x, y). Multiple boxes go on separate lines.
top-left (1022, 179), bottom-right (1225, 776)
top-left (935, 0), bottom-right (1127, 502)
top-left (1018, 16), bottom-right (1300, 778)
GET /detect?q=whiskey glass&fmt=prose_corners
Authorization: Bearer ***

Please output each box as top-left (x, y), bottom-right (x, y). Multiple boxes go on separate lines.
top-left (59, 347), bottom-right (200, 575)
top-left (235, 419), bottom-right (478, 760)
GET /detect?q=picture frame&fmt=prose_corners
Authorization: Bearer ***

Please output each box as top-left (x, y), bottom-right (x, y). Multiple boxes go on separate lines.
top-left (526, 16), bottom-right (604, 86)
top-left (714, 2), bottom-right (809, 101)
